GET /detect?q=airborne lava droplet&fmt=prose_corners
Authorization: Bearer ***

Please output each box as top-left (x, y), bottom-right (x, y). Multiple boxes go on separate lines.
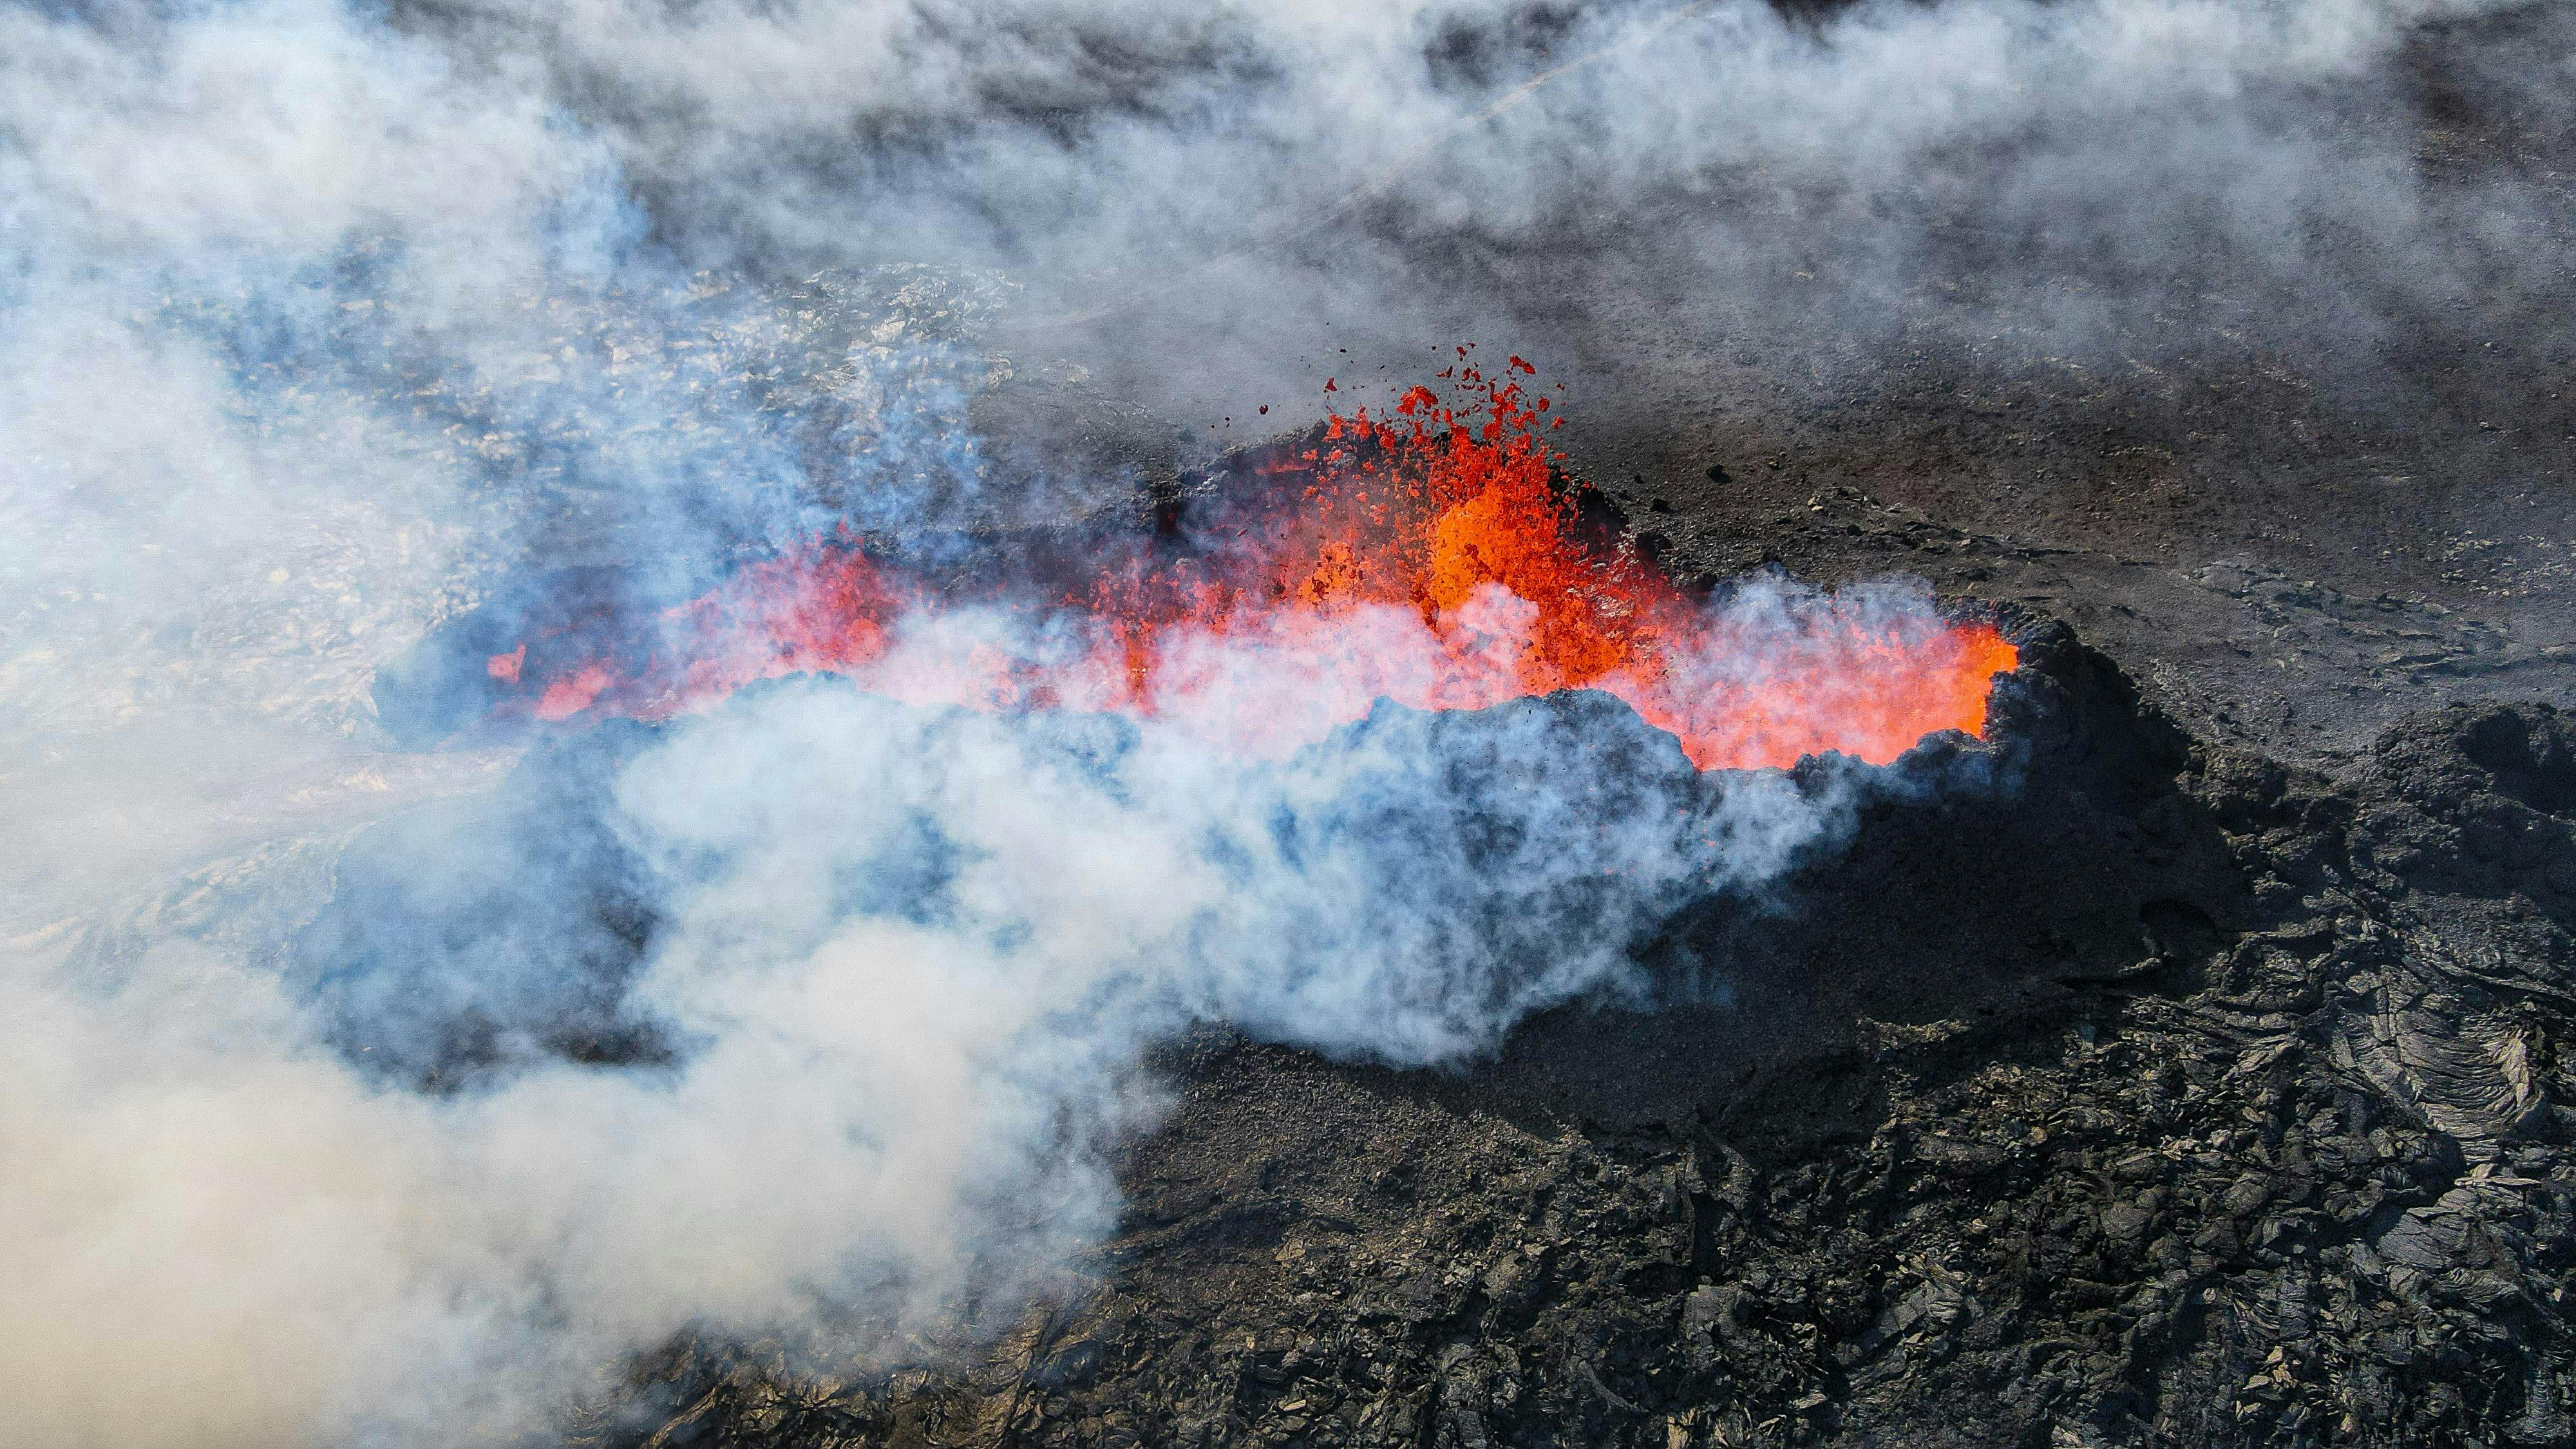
top-left (488, 364), bottom-right (2016, 768)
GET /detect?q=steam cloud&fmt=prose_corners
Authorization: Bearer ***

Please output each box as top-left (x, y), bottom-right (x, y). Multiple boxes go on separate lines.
top-left (2, 0), bottom-right (2561, 1443)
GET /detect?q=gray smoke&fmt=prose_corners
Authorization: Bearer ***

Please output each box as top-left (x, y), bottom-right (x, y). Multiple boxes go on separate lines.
top-left (2, 0), bottom-right (2560, 1443)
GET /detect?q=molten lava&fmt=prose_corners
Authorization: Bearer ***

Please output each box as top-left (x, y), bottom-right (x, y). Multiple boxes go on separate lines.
top-left (486, 356), bottom-right (2018, 770)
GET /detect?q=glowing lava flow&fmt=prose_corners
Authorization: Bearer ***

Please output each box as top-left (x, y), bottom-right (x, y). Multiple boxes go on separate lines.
top-left (489, 355), bottom-right (2018, 770)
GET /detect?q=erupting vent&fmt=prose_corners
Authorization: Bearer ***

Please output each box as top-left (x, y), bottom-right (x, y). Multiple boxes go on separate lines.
top-left (478, 358), bottom-right (2016, 769)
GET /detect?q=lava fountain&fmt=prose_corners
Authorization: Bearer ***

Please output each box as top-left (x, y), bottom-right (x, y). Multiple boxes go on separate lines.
top-left (474, 356), bottom-right (2016, 770)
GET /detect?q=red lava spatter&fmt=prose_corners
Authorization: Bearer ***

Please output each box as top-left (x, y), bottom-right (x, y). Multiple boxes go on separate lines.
top-left (495, 354), bottom-right (2018, 771)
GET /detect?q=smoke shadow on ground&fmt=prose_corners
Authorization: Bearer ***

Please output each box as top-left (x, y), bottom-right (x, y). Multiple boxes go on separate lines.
top-left (289, 717), bottom-right (677, 1088)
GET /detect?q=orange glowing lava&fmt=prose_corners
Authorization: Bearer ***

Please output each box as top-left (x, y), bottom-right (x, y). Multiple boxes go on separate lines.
top-left (486, 355), bottom-right (2018, 770)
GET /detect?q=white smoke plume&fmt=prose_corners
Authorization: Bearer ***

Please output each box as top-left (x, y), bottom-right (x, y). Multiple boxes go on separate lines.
top-left (6, 619), bottom-right (1889, 1446)
top-left (1, 0), bottom-right (2561, 1444)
